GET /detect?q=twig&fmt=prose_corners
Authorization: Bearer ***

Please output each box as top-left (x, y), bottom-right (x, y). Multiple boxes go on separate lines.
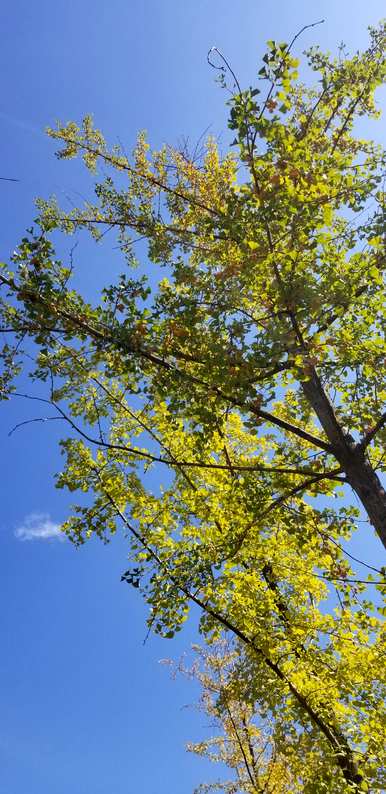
top-left (8, 415), bottom-right (64, 437)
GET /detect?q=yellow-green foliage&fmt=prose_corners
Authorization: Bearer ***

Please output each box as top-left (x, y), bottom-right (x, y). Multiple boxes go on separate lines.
top-left (1, 23), bottom-right (386, 792)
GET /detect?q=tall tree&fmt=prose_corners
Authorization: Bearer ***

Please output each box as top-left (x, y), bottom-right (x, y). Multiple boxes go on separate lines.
top-left (1, 22), bottom-right (386, 791)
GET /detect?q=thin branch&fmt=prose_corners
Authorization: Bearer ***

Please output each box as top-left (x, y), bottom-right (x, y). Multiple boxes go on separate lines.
top-left (358, 411), bottom-right (386, 452)
top-left (258, 20), bottom-right (325, 121)
top-left (9, 389), bottom-right (339, 479)
top-left (286, 19), bottom-right (325, 54)
top-left (207, 47), bottom-right (242, 95)
top-left (7, 415), bottom-right (64, 437)
top-left (315, 572), bottom-right (386, 586)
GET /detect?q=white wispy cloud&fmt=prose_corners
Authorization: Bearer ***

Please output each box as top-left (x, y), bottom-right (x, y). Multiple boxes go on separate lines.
top-left (14, 513), bottom-right (64, 542)
top-left (0, 111), bottom-right (42, 137)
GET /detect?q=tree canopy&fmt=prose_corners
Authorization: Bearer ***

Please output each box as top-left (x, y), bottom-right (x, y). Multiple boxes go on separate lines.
top-left (1, 21), bottom-right (386, 791)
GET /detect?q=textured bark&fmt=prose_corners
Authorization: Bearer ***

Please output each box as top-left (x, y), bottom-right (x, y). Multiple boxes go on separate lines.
top-left (343, 456), bottom-right (386, 550)
top-left (302, 371), bottom-right (386, 550)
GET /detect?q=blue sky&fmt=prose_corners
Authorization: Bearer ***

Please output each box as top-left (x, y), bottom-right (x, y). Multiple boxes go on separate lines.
top-left (1, 2), bottom-right (386, 793)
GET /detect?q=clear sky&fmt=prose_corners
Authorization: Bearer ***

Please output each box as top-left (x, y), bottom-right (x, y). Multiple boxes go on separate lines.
top-left (1, 2), bottom-right (385, 793)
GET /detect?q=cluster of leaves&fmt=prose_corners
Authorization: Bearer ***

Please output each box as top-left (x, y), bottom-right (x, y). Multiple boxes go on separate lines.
top-left (1, 22), bottom-right (386, 791)
top-left (174, 641), bottom-right (298, 793)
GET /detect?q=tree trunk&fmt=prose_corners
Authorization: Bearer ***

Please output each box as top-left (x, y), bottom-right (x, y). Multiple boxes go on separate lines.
top-left (302, 371), bottom-right (386, 551)
top-left (343, 456), bottom-right (386, 549)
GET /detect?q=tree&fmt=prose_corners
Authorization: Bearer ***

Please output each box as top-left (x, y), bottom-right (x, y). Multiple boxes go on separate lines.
top-left (172, 641), bottom-right (298, 793)
top-left (1, 21), bottom-right (386, 791)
